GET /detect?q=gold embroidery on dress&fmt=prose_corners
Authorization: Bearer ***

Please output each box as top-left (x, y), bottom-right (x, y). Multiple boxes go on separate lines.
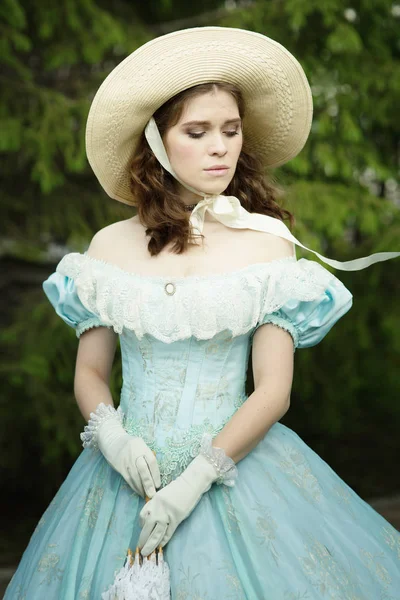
top-left (261, 468), bottom-right (285, 502)
top-left (252, 500), bottom-right (280, 566)
top-left (175, 559), bottom-right (246, 600)
top-left (78, 573), bottom-right (93, 599)
top-left (152, 348), bottom-right (189, 429)
top-left (119, 479), bottom-right (134, 495)
top-left (212, 556), bottom-right (246, 599)
top-left (81, 484), bottom-right (104, 529)
top-left (381, 524), bottom-right (400, 561)
top-left (76, 460), bottom-right (107, 532)
top-left (137, 336), bottom-right (154, 375)
top-left (31, 515), bottom-right (46, 538)
top-left (195, 378), bottom-right (230, 412)
top-left (283, 591), bottom-right (311, 600)
top-left (299, 532), bottom-right (362, 599)
top-left (279, 446), bottom-right (322, 504)
top-left (14, 584), bottom-right (27, 599)
top-left (37, 543), bottom-right (64, 586)
top-left (359, 548), bottom-right (392, 588)
top-left (218, 560), bottom-right (246, 599)
top-left (225, 572), bottom-right (245, 598)
top-left (175, 564), bottom-right (209, 600)
top-left (332, 483), bottom-right (358, 521)
top-left (105, 510), bottom-right (118, 536)
top-left (154, 388), bottom-right (182, 430)
top-left (203, 330), bottom-right (233, 355)
top-left (221, 486), bottom-right (241, 534)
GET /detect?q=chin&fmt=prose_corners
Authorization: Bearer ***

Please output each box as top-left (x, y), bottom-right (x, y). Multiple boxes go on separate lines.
top-left (198, 183), bottom-right (230, 197)
top-left (204, 188), bottom-right (227, 197)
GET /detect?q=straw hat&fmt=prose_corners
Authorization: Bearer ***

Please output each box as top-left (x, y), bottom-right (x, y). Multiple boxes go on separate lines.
top-left (85, 26), bottom-right (313, 205)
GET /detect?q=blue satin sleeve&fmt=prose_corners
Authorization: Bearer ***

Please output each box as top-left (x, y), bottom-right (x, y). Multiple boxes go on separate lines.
top-left (42, 272), bottom-right (105, 338)
top-left (253, 277), bottom-right (353, 350)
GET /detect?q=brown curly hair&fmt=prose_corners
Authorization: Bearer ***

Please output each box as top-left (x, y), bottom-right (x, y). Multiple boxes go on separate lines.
top-left (129, 82), bottom-right (294, 256)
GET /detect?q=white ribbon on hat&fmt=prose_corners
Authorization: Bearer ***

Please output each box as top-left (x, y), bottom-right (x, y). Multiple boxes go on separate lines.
top-left (145, 117), bottom-right (399, 271)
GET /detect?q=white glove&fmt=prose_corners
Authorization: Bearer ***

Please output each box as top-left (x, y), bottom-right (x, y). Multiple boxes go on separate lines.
top-left (97, 418), bottom-right (161, 498)
top-left (138, 433), bottom-right (237, 556)
top-left (81, 403), bottom-right (161, 499)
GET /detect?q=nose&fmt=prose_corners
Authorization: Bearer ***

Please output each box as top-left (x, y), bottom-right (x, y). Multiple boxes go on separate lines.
top-left (208, 134), bottom-right (228, 156)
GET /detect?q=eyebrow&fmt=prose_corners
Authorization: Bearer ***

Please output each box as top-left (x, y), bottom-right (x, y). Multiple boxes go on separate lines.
top-left (181, 118), bottom-right (242, 127)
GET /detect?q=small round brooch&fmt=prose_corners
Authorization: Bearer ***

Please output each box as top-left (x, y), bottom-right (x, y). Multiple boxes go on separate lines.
top-left (164, 282), bottom-right (176, 296)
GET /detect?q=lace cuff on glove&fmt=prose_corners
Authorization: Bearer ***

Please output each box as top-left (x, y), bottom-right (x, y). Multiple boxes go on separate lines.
top-left (199, 433), bottom-right (238, 487)
top-left (80, 402), bottom-right (125, 450)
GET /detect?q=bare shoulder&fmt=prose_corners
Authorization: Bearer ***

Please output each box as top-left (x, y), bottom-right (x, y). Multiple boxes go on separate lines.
top-left (251, 228), bottom-right (295, 262)
top-left (87, 217), bottom-right (142, 261)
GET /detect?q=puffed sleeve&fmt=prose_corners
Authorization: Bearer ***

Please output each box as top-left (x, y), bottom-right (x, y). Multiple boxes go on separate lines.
top-left (251, 259), bottom-right (353, 350)
top-left (43, 271), bottom-right (105, 338)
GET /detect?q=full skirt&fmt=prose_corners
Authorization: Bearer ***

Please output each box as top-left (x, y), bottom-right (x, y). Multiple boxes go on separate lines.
top-left (5, 423), bottom-right (400, 599)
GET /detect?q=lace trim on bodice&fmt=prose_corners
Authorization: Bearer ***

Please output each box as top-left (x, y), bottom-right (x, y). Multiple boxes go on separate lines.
top-left (122, 393), bottom-right (245, 487)
top-left (123, 418), bottom-right (229, 487)
top-left (57, 252), bottom-right (335, 343)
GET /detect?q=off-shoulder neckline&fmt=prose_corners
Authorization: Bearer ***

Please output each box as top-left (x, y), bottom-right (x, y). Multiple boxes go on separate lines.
top-left (64, 252), bottom-right (298, 284)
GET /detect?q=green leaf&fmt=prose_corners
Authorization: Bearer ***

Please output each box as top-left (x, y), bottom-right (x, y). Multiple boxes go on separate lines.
top-left (327, 23), bottom-right (363, 54)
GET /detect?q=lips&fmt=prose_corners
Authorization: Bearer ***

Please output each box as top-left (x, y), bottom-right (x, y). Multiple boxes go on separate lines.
top-left (204, 167), bottom-right (229, 177)
top-left (205, 165), bottom-right (229, 171)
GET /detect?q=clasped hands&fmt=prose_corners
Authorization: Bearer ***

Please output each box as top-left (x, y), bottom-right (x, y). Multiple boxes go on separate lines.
top-left (97, 417), bottom-right (220, 556)
top-left (138, 453), bottom-right (219, 556)
top-left (97, 417), bottom-right (161, 498)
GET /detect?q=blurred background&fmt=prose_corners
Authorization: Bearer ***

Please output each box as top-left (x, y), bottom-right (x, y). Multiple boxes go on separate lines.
top-left (1, 0), bottom-right (400, 588)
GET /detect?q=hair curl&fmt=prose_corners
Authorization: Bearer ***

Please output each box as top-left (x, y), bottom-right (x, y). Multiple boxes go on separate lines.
top-left (129, 82), bottom-right (294, 256)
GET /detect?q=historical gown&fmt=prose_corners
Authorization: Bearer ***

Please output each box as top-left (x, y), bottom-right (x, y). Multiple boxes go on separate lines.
top-left (5, 252), bottom-right (400, 599)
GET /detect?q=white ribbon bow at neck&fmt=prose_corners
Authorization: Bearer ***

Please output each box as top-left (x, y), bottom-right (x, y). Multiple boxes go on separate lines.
top-left (145, 118), bottom-right (399, 272)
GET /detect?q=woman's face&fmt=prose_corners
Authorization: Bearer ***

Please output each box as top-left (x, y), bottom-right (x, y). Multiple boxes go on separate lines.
top-left (164, 89), bottom-right (243, 198)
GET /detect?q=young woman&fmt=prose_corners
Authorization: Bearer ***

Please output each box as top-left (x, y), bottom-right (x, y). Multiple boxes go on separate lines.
top-left (6, 27), bottom-right (400, 599)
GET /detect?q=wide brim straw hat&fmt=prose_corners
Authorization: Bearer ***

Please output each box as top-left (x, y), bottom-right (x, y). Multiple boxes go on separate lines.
top-left (85, 26), bottom-right (313, 205)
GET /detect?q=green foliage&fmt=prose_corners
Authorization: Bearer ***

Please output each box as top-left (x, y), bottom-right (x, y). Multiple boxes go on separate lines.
top-left (1, 288), bottom-right (122, 501)
top-left (222, 0), bottom-right (400, 183)
top-left (0, 0), bottom-right (150, 249)
top-left (133, 0), bottom-right (223, 24)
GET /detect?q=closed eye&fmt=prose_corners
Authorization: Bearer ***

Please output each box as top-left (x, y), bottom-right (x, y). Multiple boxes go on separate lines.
top-left (188, 132), bottom-right (205, 139)
top-left (188, 130), bottom-right (240, 139)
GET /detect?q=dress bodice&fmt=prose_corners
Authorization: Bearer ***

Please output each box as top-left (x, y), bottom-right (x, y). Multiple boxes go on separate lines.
top-left (118, 327), bottom-right (249, 453)
top-left (43, 252), bottom-right (353, 484)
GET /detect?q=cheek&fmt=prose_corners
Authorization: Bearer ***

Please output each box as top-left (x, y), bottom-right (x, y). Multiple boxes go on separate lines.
top-left (174, 142), bottom-right (197, 162)
top-left (234, 136), bottom-right (243, 160)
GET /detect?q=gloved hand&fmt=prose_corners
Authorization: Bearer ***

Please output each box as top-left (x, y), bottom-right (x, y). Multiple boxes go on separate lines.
top-left (138, 453), bottom-right (218, 556)
top-left (97, 417), bottom-right (161, 499)
top-left (81, 402), bottom-right (161, 499)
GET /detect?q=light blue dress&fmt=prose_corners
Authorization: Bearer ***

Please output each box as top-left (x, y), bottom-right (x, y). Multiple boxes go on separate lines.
top-left (5, 252), bottom-right (400, 600)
